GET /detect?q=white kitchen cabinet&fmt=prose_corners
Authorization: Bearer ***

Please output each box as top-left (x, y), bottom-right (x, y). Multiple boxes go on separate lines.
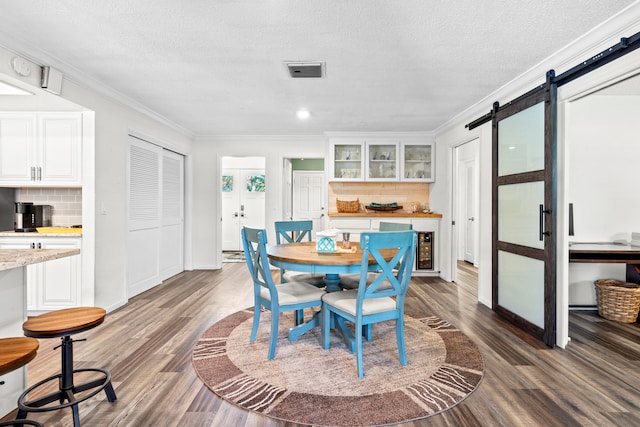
top-left (401, 142), bottom-right (434, 182)
top-left (366, 141), bottom-right (399, 181)
top-left (329, 140), bottom-right (365, 181)
top-left (0, 113), bottom-right (36, 183)
top-left (329, 137), bottom-right (434, 182)
top-left (0, 236), bottom-right (81, 314)
top-left (0, 112), bottom-right (82, 187)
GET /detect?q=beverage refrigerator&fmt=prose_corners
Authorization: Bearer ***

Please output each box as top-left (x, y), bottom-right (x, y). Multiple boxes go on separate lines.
top-left (416, 231), bottom-right (434, 270)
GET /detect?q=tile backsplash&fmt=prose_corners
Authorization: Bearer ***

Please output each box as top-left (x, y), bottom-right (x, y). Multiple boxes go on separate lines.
top-left (16, 188), bottom-right (82, 227)
top-left (328, 182), bottom-right (430, 213)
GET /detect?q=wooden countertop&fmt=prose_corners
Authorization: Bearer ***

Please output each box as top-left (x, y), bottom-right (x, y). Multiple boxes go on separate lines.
top-left (0, 248), bottom-right (80, 272)
top-left (329, 211), bottom-right (442, 218)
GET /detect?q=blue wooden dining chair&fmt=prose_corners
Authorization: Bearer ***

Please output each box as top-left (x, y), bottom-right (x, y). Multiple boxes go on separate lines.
top-left (242, 226), bottom-right (326, 360)
top-left (340, 222), bottom-right (413, 289)
top-left (274, 220), bottom-right (325, 287)
top-left (321, 230), bottom-right (417, 378)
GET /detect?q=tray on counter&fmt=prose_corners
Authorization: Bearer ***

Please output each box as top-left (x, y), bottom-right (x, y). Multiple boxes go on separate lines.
top-left (366, 205), bottom-right (403, 212)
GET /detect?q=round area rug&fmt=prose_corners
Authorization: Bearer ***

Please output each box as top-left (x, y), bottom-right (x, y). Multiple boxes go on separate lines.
top-left (193, 309), bottom-right (484, 426)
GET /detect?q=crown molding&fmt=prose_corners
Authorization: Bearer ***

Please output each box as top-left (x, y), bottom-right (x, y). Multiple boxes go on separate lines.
top-left (194, 134), bottom-right (327, 143)
top-left (324, 131), bottom-right (435, 139)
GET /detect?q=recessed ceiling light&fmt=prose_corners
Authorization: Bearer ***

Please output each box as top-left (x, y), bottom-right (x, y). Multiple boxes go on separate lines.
top-left (0, 81), bottom-right (33, 96)
top-left (296, 109), bottom-right (310, 120)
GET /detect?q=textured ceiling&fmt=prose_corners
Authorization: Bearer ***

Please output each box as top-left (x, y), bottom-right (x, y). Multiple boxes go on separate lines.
top-left (0, 1), bottom-right (637, 136)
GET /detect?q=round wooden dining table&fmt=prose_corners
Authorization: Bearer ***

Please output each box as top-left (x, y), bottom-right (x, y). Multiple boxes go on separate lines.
top-left (266, 241), bottom-right (395, 292)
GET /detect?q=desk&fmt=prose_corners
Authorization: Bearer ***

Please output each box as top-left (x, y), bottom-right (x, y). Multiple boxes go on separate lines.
top-left (569, 243), bottom-right (640, 283)
top-left (266, 241), bottom-right (394, 292)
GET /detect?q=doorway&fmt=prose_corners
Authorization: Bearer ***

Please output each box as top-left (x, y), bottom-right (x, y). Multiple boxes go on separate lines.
top-left (221, 156), bottom-right (266, 253)
top-left (283, 158), bottom-right (325, 233)
top-left (452, 139), bottom-right (480, 286)
top-left (454, 140), bottom-right (479, 267)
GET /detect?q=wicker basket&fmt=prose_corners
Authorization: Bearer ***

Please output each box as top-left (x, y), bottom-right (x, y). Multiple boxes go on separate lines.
top-left (336, 198), bottom-right (360, 213)
top-left (594, 279), bottom-right (640, 323)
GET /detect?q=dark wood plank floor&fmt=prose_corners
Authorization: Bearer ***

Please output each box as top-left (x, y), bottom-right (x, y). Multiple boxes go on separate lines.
top-left (3, 261), bottom-right (639, 426)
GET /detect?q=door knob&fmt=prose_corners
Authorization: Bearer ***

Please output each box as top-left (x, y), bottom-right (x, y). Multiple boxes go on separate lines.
top-left (468, 217), bottom-right (475, 221)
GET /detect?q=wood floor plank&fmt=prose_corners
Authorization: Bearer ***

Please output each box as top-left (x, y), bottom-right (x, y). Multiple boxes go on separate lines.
top-left (2, 261), bottom-right (639, 426)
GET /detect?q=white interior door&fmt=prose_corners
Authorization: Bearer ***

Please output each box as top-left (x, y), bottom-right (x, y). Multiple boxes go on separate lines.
top-left (240, 169), bottom-right (266, 230)
top-left (293, 171), bottom-right (325, 234)
top-left (221, 161), bottom-right (266, 251)
top-left (127, 136), bottom-right (185, 297)
top-left (127, 136), bottom-right (161, 298)
top-left (283, 159), bottom-right (293, 220)
top-left (221, 169), bottom-right (241, 250)
top-left (463, 160), bottom-right (476, 263)
top-left (160, 150), bottom-right (184, 280)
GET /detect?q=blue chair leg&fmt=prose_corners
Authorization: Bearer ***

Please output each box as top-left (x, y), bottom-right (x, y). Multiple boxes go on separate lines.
top-left (321, 305), bottom-right (331, 350)
top-left (396, 316), bottom-right (408, 366)
top-left (356, 319), bottom-right (365, 378)
top-left (362, 324), bottom-right (372, 341)
top-left (250, 304), bottom-right (261, 342)
top-left (268, 310), bottom-right (279, 360)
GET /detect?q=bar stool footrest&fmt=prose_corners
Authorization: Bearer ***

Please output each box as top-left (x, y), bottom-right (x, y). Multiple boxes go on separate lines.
top-left (17, 368), bottom-right (117, 415)
top-left (0, 420), bottom-right (44, 427)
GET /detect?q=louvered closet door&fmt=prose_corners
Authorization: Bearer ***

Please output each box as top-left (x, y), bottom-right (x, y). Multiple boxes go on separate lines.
top-left (127, 136), bottom-right (162, 298)
top-left (160, 150), bottom-right (184, 280)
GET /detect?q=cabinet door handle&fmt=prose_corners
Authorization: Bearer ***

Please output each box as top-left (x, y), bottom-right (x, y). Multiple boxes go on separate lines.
top-left (31, 242), bottom-right (35, 249)
top-left (38, 242), bottom-right (42, 249)
top-left (37, 167), bottom-right (42, 181)
top-left (31, 166), bottom-right (36, 181)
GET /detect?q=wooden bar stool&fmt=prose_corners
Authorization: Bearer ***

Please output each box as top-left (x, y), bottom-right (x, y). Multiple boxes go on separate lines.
top-left (16, 307), bottom-right (117, 427)
top-left (0, 337), bottom-right (43, 427)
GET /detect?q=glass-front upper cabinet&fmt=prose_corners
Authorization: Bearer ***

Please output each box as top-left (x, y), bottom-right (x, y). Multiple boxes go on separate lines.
top-left (401, 142), bottom-right (434, 182)
top-left (366, 141), bottom-right (399, 181)
top-left (329, 140), bottom-right (364, 181)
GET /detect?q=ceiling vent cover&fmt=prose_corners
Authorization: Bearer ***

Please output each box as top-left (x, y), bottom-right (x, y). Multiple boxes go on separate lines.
top-left (285, 61), bottom-right (325, 78)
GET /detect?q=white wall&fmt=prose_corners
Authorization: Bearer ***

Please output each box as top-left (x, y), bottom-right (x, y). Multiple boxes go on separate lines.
top-left (566, 94), bottom-right (640, 305)
top-left (191, 137), bottom-right (326, 270)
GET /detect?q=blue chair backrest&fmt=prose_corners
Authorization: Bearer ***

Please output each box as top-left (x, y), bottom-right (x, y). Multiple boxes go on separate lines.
top-left (275, 220), bottom-right (313, 244)
top-left (242, 226), bottom-right (277, 298)
top-left (357, 231), bottom-right (417, 302)
top-left (379, 222), bottom-right (412, 231)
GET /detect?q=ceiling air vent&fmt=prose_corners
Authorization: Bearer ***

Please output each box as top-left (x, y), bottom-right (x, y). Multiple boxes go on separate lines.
top-left (285, 61), bottom-right (325, 78)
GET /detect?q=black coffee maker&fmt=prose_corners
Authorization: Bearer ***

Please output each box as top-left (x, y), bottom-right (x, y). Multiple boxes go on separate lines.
top-left (15, 202), bottom-right (52, 232)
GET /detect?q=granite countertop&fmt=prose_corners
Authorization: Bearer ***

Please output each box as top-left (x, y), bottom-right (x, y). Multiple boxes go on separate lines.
top-left (329, 211), bottom-right (443, 218)
top-left (0, 248), bottom-right (81, 272)
top-left (0, 229), bottom-right (82, 237)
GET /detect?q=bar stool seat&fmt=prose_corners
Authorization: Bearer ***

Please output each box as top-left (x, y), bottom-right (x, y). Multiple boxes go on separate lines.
top-left (17, 307), bottom-right (117, 427)
top-left (0, 337), bottom-right (43, 427)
